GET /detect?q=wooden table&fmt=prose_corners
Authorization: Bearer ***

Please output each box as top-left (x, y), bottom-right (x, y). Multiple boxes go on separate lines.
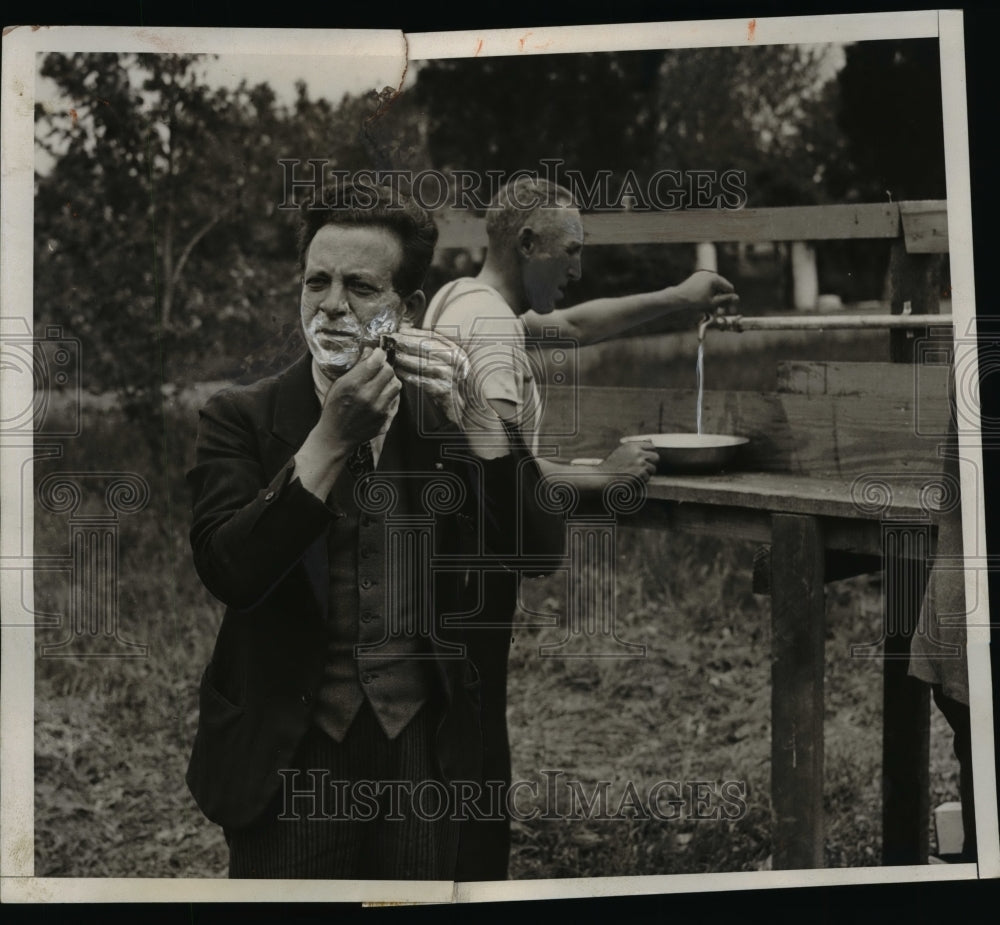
top-left (537, 366), bottom-right (953, 869)
top-left (614, 471), bottom-right (939, 869)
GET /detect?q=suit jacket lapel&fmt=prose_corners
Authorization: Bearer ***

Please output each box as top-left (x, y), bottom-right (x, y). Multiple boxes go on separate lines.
top-left (271, 352), bottom-right (321, 454)
top-left (377, 382), bottom-right (418, 474)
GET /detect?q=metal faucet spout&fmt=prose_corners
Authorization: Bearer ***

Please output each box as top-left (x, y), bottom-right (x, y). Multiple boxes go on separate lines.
top-left (699, 313), bottom-right (743, 340)
top-left (698, 314), bottom-right (711, 342)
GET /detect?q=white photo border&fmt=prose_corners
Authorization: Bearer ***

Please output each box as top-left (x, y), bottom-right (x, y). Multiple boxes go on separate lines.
top-left (1, 9), bottom-right (995, 904)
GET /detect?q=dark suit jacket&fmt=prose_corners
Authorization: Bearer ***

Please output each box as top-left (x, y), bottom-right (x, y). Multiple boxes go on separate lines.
top-left (185, 353), bottom-right (561, 831)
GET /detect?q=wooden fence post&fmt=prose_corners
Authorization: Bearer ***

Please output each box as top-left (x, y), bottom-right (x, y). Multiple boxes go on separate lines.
top-left (888, 241), bottom-right (941, 363)
top-left (881, 523), bottom-right (932, 864)
top-left (770, 513), bottom-right (826, 869)
top-left (882, 233), bottom-right (939, 862)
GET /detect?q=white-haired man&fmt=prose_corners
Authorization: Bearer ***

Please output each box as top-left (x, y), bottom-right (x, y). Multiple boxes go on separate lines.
top-left (421, 175), bottom-right (739, 880)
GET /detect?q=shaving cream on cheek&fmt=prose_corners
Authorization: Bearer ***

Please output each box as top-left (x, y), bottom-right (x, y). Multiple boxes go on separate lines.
top-left (362, 305), bottom-right (401, 345)
top-left (302, 305), bottom-right (362, 377)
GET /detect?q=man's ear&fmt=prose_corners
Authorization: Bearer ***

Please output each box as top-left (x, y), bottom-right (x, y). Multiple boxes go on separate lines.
top-left (401, 290), bottom-right (426, 325)
top-left (516, 225), bottom-right (536, 257)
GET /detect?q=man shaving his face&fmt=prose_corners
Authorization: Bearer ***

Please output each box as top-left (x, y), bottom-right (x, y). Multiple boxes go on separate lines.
top-left (184, 181), bottom-right (559, 879)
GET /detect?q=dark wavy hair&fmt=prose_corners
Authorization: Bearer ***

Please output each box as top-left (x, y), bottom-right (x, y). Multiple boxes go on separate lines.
top-left (297, 180), bottom-right (439, 295)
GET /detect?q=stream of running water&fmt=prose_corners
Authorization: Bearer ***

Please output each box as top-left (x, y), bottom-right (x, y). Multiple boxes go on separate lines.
top-left (696, 339), bottom-right (705, 435)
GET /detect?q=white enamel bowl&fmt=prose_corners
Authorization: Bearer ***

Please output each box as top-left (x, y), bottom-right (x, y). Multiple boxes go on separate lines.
top-left (620, 433), bottom-right (749, 473)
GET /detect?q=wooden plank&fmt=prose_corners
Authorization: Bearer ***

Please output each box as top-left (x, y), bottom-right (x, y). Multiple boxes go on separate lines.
top-left (776, 361), bottom-right (950, 399)
top-left (624, 501), bottom-right (773, 546)
top-left (900, 200), bottom-right (950, 254)
top-left (881, 523), bottom-right (932, 865)
top-left (822, 517), bottom-right (905, 557)
top-left (539, 385), bottom-right (952, 479)
top-left (626, 499), bottom-right (896, 556)
top-left (753, 548), bottom-right (882, 594)
top-left (770, 513), bottom-right (826, 869)
top-left (434, 202), bottom-right (937, 248)
top-left (638, 472), bottom-right (935, 522)
top-left (776, 361), bottom-right (828, 397)
top-left (581, 205), bottom-right (902, 245)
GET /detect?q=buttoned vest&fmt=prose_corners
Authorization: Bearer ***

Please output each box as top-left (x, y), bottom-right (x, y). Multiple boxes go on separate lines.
top-left (312, 431), bottom-right (435, 742)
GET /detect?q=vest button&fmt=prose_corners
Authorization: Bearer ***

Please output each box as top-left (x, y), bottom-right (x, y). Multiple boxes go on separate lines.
top-left (361, 547), bottom-right (371, 559)
top-left (362, 673), bottom-right (374, 684)
top-left (360, 578), bottom-right (373, 589)
top-left (361, 612), bottom-right (374, 623)
top-left (300, 692), bottom-right (312, 704)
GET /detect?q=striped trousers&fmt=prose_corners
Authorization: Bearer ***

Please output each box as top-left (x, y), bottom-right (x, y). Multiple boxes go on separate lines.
top-left (225, 701), bottom-right (460, 879)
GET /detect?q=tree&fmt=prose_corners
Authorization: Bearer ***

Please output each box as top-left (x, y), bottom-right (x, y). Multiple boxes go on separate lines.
top-left (405, 45), bottom-right (846, 313)
top-left (835, 38), bottom-right (946, 203)
top-left (36, 53), bottom-right (284, 421)
top-left (412, 51), bottom-right (665, 180)
top-left (411, 45), bottom-right (843, 208)
top-left (34, 52), bottom-right (393, 452)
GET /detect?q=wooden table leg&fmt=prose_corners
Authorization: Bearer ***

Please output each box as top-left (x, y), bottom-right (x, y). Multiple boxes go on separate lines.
top-left (770, 513), bottom-right (826, 869)
top-left (881, 523), bottom-right (931, 865)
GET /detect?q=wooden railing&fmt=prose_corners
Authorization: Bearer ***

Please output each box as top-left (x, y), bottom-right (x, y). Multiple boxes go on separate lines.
top-left (436, 200), bottom-right (948, 252)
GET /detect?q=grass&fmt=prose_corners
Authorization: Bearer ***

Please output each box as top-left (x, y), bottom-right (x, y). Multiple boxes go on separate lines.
top-left (503, 530), bottom-right (952, 877)
top-left (30, 335), bottom-right (962, 879)
top-left (33, 410), bottom-right (228, 878)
